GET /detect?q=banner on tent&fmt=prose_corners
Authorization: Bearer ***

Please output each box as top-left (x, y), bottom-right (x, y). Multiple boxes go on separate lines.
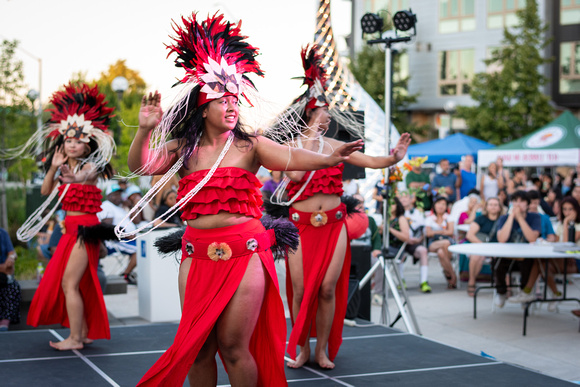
top-left (478, 149), bottom-right (580, 167)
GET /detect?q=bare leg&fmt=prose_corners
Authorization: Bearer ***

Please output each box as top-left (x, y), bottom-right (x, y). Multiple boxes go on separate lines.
top-left (122, 253), bottom-right (137, 276)
top-left (430, 240), bottom-right (455, 286)
top-left (216, 254), bottom-right (266, 386)
top-left (314, 225), bottom-right (347, 370)
top-left (188, 327), bottom-right (218, 387)
top-left (179, 257), bottom-right (192, 309)
top-left (468, 255), bottom-right (485, 287)
top-left (50, 241), bottom-right (88, 351)
top-left (286, 238), bottom-right (311, 368)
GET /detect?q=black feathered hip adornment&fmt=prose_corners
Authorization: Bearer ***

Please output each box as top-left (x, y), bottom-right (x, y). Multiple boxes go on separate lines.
top-left (77, 223), bottom-right (117, 245)
top-left (341, 195), bottom-right (362, 215)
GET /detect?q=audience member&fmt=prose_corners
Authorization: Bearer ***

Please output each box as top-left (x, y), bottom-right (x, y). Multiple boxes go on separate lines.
top-left (570, 185), bottom-right (580, 204)
top-left (480, 162), bottom-right (500, 201)
top-left (342, 178), bottom-right (359, 196)
top-left (495, 157), bottom-right (509, 192)
top-left (262, 170), bottom-right (284, 200)
top-left (527, 190), bottom-right (557, 239)
top-left (97, 183), bottom-right (138, 284)
top-left (459, 155), bottom-right (477, 199)
top-left (399, 192), bottom-right (431, 293)
top-left (432, 159), bottom-right (458, 202)
top-left (0, 227), bottom-right (20, 331)
top-left (506, 167), bottom-right (527, 195)
top-left (150, 174), bottom-right (180, 209)
top-left (405, 159), bottom-right (432, 210)
top-left (497, 188), bottom-right (509, 208)
top-left (123, 185), bottom-right (149, 226)
top-left (458, 193), bottom-right (482, 226)
top-left (153, 190), bottom-right (183, 228)
top-left (425, 196), bottom-right (457, 289)
top-left (372, 180), bottom-right (386, 217)
top-left (465, 198), bottom-right (502, 296)
top-left (493, 190), bottom-right (541, 308)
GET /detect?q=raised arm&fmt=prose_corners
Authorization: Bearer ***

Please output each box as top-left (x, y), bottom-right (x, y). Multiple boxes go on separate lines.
top-left (332, 133), bottom-right (411, 169)
top-left (255, 136), bottom-right (363, 172)
top-left (128, 91), bottom-right (180, 175)
top-left (41, 145), bottom-right (66, 195)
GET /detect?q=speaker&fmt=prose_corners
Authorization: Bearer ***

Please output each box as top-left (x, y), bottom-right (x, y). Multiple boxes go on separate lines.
top-left (349, 241), bottom-right (371, 321)
top-left (346, 278), bottom-right (361, 320)
top-left (325, 111), bottom-right (365, 181)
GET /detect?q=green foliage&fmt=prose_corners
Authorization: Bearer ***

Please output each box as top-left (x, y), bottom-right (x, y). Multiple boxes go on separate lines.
top-left (349, 44), bottom-right (430, 139)
top-left (13, 245), bottom-right (38, 280)
top-left (457, 0), bottom-right (553, 145)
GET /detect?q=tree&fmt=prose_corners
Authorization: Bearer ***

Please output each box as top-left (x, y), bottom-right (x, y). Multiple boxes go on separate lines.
top-left (95, 60), bottom-right (147, 175)
top-left (0, 39), bottom-right (35, 231)
top-left (457, 0), bottom-right (553, 145)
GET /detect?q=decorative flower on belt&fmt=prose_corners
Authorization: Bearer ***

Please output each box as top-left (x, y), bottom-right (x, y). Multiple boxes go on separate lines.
top-left (208, 242), bottom-right (233, 261)
top-left (310, 210), bottom-right (328, 227)
top-left (167, 12), bottom-right (264, 107)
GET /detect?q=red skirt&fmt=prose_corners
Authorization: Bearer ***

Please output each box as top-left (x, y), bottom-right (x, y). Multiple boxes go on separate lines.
top-left (27, 214), bottom-right (110, 340)
top-left (137, 219), bottom-right (287, 387)
top-left (286, 204), bottom-right (351, 362)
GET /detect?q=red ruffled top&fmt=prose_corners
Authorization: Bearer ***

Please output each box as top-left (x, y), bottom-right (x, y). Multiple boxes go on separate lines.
top-left (177, 167), bottom-right (263, 221)
top-left (287, 164), bottom-right (344, 202)
top-left (58, 183), bottom-right (103, 214)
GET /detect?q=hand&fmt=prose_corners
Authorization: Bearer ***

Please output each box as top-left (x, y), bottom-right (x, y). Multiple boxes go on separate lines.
top-left (139, 91), bottom-right (163, 132)
top-left (392, 133), bottom-right (411, 162)
top-left (512, 205), bottom-right (523, 221)
top-left (51, 145), bottom-right (68, 168)
top-left (327, 139), bottom-right (364, 164)
top-left (59, 164), bottom-right (77, 184)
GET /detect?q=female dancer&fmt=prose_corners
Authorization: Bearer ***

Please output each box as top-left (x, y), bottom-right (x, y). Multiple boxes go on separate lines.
top-left (119, 13), bottom-right (362, 387)
top-left (19, 83), bottom-right (115, 349)
top-left (271, 45), bottom-right (411, 369)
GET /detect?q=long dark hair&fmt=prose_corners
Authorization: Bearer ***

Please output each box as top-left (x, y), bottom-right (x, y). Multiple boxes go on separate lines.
top-left (168, 85), bottom-right (255, 167)
top-left (559, 196), bottom-right (580, 223)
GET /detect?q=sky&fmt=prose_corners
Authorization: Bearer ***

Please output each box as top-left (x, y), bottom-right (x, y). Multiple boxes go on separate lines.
top-left (1, 0), bottom-right (352, 125)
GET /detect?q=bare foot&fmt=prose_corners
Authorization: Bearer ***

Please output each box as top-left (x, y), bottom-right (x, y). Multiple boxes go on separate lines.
top-left (287, 348), bottom-right (310, 369)
top-left (49, 338), bottom-right (83, 351)
top-left (315, 352), bottom-right (335, 370)
top-left (83, 338), bottom-right (94, 345)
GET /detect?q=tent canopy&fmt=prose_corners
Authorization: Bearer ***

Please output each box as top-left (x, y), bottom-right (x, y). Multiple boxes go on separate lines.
top-left (478, 111), bottom-right (580, 167)
top-left (407, 133), bottom-right (494, 164)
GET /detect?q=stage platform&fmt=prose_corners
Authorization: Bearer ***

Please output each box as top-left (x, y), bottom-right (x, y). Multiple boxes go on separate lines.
top-left (0, 320), bottom-right (574, 386)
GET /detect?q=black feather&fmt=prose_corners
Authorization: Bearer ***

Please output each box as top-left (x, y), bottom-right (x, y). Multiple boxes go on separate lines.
top-left (77, 223), bottom-right (117, 244)
top-left (154, 227), bottom-right (186, 255)
top-left (260, 215), bottom-right (299, 260)
top-left (341, 195), bottom-right (362, 215)
top-left (262, 199), bottom-right (290, 219)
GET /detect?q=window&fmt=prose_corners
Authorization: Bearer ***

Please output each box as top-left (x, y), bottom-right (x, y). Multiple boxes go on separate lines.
top-left (439, 0), bottom-right (476, 33)
top-left (561, 0), bottom-right (580, 25)
top-left (363, 0), bottom-right (409, 16)
top-left (439, 49), bottom-right (475, 96)
top-left (560, 41), bottom-right (580, 94)
top-left (487, 0), bottom-right (526, 29)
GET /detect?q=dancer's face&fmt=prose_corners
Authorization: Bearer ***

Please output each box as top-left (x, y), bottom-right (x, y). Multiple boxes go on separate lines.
top-left (203, 96), bottom-right (239, 132)
top-left (63, 138), bottom-right (89, 158)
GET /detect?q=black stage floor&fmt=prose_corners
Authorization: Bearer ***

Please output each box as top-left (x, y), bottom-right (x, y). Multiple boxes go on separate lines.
top-left (0, 320), bottom-right (574, 387)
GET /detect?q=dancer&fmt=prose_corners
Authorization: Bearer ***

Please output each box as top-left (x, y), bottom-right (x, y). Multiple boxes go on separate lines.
top-left (119, 13), bottom-right (363, 387)
top-left (270, 45), bottom-right (411, 369)
top-left (16, 83), bottom-right (115, 349)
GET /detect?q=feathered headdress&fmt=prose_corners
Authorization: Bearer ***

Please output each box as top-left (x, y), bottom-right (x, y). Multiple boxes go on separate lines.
top-left (167, 12), bottom-right (264, 106)
top-left (47, 83), bottom-right (114, 143)
top-left (296, 44), bottom-right (329, 110)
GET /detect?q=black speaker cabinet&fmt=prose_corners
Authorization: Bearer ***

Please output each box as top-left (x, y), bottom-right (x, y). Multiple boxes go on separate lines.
top-left (325, 111), bottom-right (365, 181)
top-left (349, 241), bottom-right (371, 321)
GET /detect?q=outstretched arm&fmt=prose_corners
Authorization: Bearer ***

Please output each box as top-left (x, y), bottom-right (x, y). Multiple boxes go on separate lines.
top-left (128, 91), bottom-right (180, 175)
top-left (334, 133), bottom-right (412, 169)
top-left (255, 136), bottom-right (363, 172)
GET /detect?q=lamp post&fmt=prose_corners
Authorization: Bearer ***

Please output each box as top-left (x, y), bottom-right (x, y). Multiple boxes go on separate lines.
top-left (444, 100), bottom-right (457, 137)
top-left (111, 76), bottom-right (129, 146)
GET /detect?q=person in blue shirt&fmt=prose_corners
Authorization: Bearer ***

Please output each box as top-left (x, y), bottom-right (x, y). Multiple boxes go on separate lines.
top-left (432, 158), bottom-right (458, 202)
top-left (0, 227), bottom-right (20, 331)
top-left (493, 190), bottom-right (542, 307)
top-left (459, 155), bottom-right (477, 199)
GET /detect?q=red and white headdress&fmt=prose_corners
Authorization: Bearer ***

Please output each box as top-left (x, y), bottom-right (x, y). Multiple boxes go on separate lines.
top-left (167, 12), bottom-right (264, 106)
top-left (298, 44), bottom-right (329, 110)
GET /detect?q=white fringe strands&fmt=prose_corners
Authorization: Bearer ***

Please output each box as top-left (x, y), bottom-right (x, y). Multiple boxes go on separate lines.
top-left (114, 132), bottom-right (234, 241)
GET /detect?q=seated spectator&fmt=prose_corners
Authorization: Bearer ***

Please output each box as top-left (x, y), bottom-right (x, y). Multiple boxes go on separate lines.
top-left (36, 217), bottom-right (62, 263)
top-left (342, 178), bottom-right (359, 196)
top-left (506, 167), bottom-right (527, 195)
top-left (0, 227), bottom-right (20, 331)
top-left (262, 170), bottom-right (283, 201)
top-left (97, 183), bottom-right (138, 285)
top-left (153, 190), bottom-right (183, 228)
top-left (425, 196), bottom-right (457, 289)
top-left (465, 198), bottom-right (503, 296)
top-left (509, 196), bottom-right (579, 308)
top-left (123, 185), bottom-right (150, 226)
top-left (399, 192), bottom-right (431, 293)
top-left (497, 188), bottom-right (509, 209)
top-left (494, 190), bottom-right (541, 308)
top-left (449, 188), bottom-right (480, 226)
top-left (458, 193), bottom-right (482, 226)
top-left (405, 158), bottom-right (432, 211)
top-left (432, 159), bottom-right (458, 203)
top-left (372, 180), bottom-right (386, 217)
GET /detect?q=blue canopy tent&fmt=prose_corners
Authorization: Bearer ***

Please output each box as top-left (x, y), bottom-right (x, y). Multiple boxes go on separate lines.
top-left (407, 133), bottom-right (495, 164)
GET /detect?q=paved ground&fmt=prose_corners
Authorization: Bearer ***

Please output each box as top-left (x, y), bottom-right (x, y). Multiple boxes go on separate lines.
top-left (103, 256), bottom-right (580, 384)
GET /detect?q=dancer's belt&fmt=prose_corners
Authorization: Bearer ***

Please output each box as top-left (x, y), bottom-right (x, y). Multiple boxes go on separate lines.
top-left (182, 229), bottom-right (276, 261)
top-left (289, 203), bottom-right (346, 227)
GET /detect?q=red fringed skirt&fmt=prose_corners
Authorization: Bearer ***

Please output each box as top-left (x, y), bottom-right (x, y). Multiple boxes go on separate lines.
top-left (137, 219), bottom-right (287, 387)
top-left (27, 214), bottom-right (110, 340)
top-left (286, 203), bottom-right (351, 362)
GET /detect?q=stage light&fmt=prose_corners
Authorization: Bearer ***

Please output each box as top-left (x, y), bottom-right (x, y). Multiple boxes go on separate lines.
top-left (392, 10), bottom-right (417, 32)
top-left (360, 13), bottom-right (383, 35)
